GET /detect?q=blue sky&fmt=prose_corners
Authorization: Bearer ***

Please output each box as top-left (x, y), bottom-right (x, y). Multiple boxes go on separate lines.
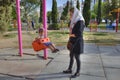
top-left (47, 0), bottom-right (67, 11)
top-left (46, 0), bottom-right (82, 11)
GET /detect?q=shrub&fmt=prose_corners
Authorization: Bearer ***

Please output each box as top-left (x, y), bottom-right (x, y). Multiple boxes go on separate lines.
top-left (0, 5), bottom-right (12, 34)
top-left (48, 23), bottom-right (60, 30)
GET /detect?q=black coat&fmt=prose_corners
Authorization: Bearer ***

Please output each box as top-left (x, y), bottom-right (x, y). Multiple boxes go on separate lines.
top-left (69, 20), bottom-right (85, 54)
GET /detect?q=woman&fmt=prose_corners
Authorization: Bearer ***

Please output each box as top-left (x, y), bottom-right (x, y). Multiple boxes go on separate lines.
top-left (63, 7), bottom-right (85, 78)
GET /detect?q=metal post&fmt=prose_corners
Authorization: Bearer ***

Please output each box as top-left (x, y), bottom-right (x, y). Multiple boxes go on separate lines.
top-left (116, 10), bottom-right (119, 32)
top-left (16, 0), bottom-right (23, 56)
top-left (42, 0), bottom-right (48, 59)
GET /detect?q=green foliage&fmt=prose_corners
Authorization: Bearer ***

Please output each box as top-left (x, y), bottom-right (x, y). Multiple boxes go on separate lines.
top-left (0, 1), bottom-right (13, 34)
top-left (91, 11), bottom-right (97, 19)
top-left (60, 21), bottom-right (68, 28)
top-left (83, 0), bottom-right (91, 27)
top-left (97, 0), bottom-right (119, 22)
top-left (97, 0), bottom-right (101, 24)
top-left (61, 1), bottom-right (69, 20)
top-left (93, 2), bottom-right (98, 15)
top-left (39, 0), bottom-right (42, 23)
top-left (20, 0), bottom-right (40, 21)
top-left (93, 0), bottom-right (119, 23)
top-left (51, 0), bottom-right (58, 29)
top-left (20, 0), bottom-right (40, 30)
top-left (51, 0), bottom-right (58, 23)
top-left (35, 23), bottom-right (42, 29)
top-left (11, 5), bottom-right (16, 19)
top-left (0, 0), bottom-right (13, 32)
top-left (0, 0), bottom-right (14, 6)
top-left (3, 33), bottom-right (16, 38)
top-left (93, 1), bottom-right (109, 19)
top-left (76, 0), bottom-right (80, 10)
top-left (108, 0), bottom-right (119, 21)
top-left (48, 23), bottom-right (60, 30)
top-left (47, 11), bottom-right (51, 23)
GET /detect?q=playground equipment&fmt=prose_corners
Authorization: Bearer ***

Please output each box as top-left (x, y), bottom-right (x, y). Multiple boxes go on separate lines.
top-left (90, 21), bottom-right (98, 32)
top-left (16, 0), bottom-right (23, 56)
top-left (16, 0), bottom-right (48, 59)
top-left (32, 38), bottom-right (50, 52)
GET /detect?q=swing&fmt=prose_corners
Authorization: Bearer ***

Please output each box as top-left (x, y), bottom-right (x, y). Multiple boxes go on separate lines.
top-left (32, 38), bottom-right (50, 52)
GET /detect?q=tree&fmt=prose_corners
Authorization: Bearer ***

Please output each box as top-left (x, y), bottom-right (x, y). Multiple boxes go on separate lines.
top-left (60, 1), bottom-right (69, 20)
top-left (39, 0), bottom-right (42, 23)
top-left (20, 0), bottom-right (39, 28)
top-left (83, 0), bottom-right (91, 27)
top-left (91, 11), bottom-right (97, 19)
top-left (93, 2), bottom-right (98, 16)
top-left (76, 0), bottom-right (80, 10)
top-left (51, 0), bottom-right (58, 29)
top-left (93, 1), bottom-right (108, 19)
top-left (11, 4), bottom-right (16, 20)
top-left (97, 0), bottom-right (101, 24)
top-left (51, 0), bottom-right (58, 23)
top-left (11, 3), bottom-right (18, 28)
top-left (93, 0), bottom-right (119, 23)
top-left (0, 0), bottom-right (14, 33)
top-left (102, 0), bottom-right (119, 22)
top-left (47, 11), bottom-right (51, 23)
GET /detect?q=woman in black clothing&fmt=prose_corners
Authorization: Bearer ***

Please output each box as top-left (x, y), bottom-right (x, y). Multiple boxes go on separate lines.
top-left (63, 7), bottom-right (85, 78)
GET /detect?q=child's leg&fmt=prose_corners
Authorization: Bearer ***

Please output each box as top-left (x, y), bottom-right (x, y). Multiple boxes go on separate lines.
top-left (50, 44), bottom-right (56, 50)
top-left (46, 42), bottom-right (59, 53)
top-left (48, 45), bottom-right (55, 51)
top-left (50, 44), bottom-right (59, 51)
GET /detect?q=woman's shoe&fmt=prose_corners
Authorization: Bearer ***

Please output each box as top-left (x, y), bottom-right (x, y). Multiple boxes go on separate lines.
top-left (70, 72), bottom-right (80, 78)
top-left (55, 49), bottom-right (59, 51)
top-left (63, 69), bottom-right (72, 74)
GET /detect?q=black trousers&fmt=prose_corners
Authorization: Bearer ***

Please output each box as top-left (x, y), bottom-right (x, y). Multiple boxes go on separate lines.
top-left (68, 51), bottom-right (81, 73)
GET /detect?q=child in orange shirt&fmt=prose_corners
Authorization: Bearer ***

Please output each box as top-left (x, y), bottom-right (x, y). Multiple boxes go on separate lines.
top-left (36, 28), bottom-right (59, 53)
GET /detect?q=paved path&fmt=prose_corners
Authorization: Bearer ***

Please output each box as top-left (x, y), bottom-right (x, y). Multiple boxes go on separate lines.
top-left (0, 43), bottom-right (120, 80)
top-left (84, 27), bottom-right (120, 33)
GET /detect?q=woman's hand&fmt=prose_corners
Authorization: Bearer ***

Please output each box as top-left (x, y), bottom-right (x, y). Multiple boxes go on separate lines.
top-left (69, 34), bottom-right (76, 37)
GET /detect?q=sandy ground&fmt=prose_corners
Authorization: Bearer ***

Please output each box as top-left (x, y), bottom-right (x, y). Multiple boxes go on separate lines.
top-left (0, 31), bottom-right (35, 49)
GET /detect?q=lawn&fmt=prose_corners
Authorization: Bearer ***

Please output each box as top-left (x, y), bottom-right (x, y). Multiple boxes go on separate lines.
top-left (84, 32), bottom-right (120, 45)
top-left (88, 23), bottom-right (120, 30)
top-left (0, 30), bottom-right (120, 49)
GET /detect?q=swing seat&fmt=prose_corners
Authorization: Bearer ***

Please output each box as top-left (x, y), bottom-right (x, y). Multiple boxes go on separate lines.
top-left (32, 38), bottom-right (50, 52)
top-left (40, 38), bottom-right (50, 43)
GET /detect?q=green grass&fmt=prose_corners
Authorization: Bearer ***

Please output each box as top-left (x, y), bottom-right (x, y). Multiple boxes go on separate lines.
top-left (48, 31), bottom-right (120, 46)
top-left (1, 30), bottom-right (120, 47)
top-left (3, 33), bottom-right (16, 38)
top-left (24, 30), bottom-right (69, 46)
top-left (88, 23), bottom-right (120, 30)
top-left (48, 30), bottom-right (69, 45)
top-left (84, 32), bottom-right (120, 45)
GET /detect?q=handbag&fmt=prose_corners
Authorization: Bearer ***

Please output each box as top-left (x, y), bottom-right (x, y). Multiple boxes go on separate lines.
top-left (67, 41), bottom-right (72, 50)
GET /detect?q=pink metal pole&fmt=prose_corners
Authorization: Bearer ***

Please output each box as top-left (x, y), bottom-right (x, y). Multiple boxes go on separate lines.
top-left (43, 0), bottom-right (48, 59)
top-left (16, 0), bottom-right (23, 56)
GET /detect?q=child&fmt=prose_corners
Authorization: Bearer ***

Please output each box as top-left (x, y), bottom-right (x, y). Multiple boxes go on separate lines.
top-left (36, 28), bottom-right (59, 53)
